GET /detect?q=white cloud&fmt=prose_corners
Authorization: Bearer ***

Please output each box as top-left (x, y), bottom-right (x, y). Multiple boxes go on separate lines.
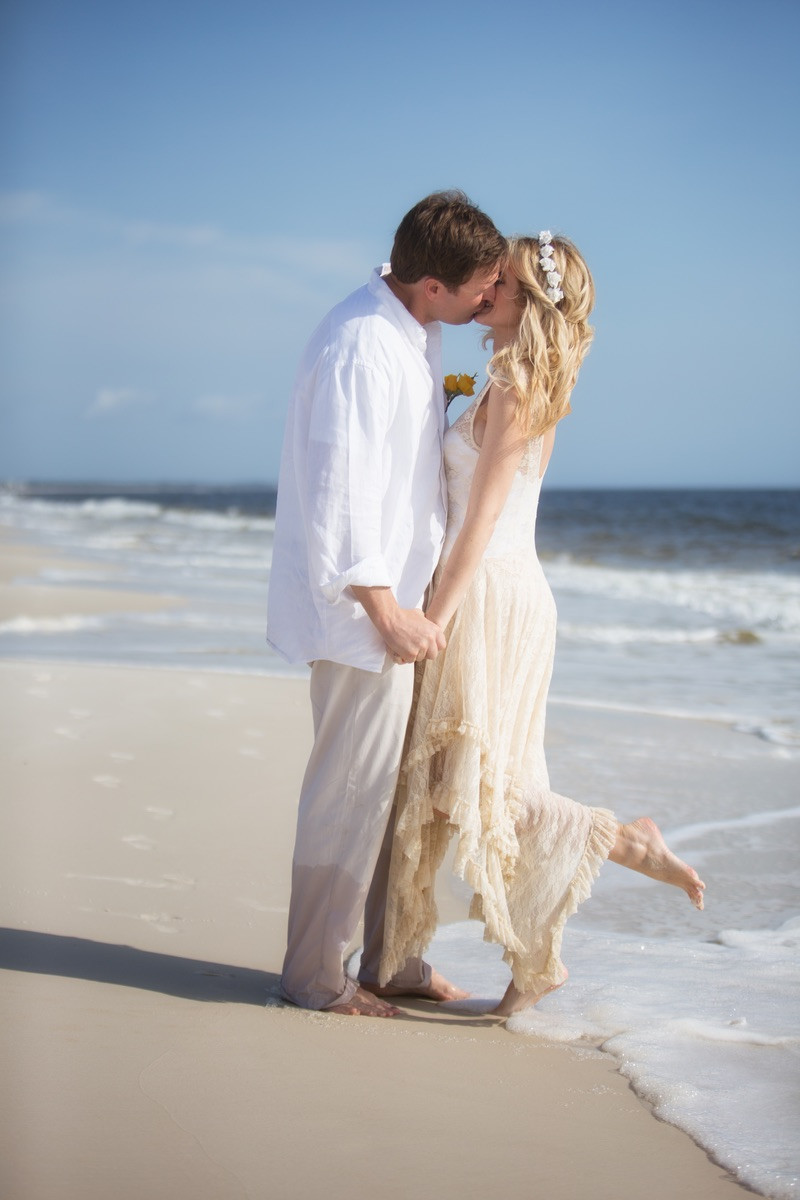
top-left (192, 393), bottom-right (253, 419)
top-left (0, 191), bottom-right (50, 222)
top-left (123, 220), bottom-right (222, 249)
top-left (0, 190), bottom-right (374, 280)
top-left (88, 387), bottom-right (154, 416)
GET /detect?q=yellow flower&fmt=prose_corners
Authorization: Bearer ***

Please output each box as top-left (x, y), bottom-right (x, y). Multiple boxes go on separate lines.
top-left (443, 371), bottom-right (477, 406)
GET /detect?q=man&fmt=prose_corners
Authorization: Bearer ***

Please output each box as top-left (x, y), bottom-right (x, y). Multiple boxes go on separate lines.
top-left (267, 191), bottom-right (505, 1015)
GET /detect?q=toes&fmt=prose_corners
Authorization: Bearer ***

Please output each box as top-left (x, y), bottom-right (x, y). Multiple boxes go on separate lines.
top-left (327, 991), bottom-right (400, 1017)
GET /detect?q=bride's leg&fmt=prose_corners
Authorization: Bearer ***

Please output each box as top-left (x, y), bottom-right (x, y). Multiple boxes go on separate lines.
top-left (609, 817), bottom-right (705, 909)
top-left (491, 969), bottom-right (569, 1017)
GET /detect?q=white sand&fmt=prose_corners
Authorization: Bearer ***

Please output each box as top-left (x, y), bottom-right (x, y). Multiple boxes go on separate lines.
top-left (0, 539), bottom-right (755, 1198)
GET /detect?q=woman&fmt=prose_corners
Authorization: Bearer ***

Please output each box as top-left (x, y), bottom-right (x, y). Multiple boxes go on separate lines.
top-left (379, 233), bottom-right (705, 1017)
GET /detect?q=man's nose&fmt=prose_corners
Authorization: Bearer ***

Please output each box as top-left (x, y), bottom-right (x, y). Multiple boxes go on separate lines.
top-left (483, 283), bottom-right (497, 302)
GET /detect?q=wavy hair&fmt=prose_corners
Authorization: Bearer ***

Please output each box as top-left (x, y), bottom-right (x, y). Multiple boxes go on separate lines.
top-left (487, 235), bottom-right (595, 437)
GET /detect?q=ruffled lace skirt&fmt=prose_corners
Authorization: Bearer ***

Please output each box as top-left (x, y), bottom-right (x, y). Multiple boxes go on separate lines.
top-left (380, 553), bottom-right (617, 993)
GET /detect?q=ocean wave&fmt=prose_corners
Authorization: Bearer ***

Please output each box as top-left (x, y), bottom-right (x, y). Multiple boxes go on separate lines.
top-left (131, 552), bottom-right (268, 572)
top-left (0, 496), bottom-right (165, 521)
top-left (732, 722), bottom-right (800, 747)
top-left (0, 615), bottom-right (105, 634)
top-left (37, 568), bottom-right (120, 584)
top-left (717, 918), bottom-right (800, 950)
top-left (162, 510), bottom-right (274, 533)
top-left (76, 498), bottom-right (164, 519)
top-left (1, 492), bottom-right (274, 533)
top-left (557, 623), bottom-right (749, 646)
top-left (549, 694), bottom-right (800, 747)
top-left (665, 804), bottom-right (800, 847)
top-left (137, 610), bottom-right (266, 632)
top-left (547, 561), bottom-right (800, 635)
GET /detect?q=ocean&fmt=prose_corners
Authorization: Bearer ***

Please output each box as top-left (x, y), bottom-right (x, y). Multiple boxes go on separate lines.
top-left (2, 482), bottom-right (799, 1199)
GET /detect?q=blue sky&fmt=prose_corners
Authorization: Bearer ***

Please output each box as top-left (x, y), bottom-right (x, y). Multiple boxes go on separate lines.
top-left (1, 0), bottom-right (798, 487)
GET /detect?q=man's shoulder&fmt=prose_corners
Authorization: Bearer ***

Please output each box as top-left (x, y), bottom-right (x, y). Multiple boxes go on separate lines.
top-left (306, 282), bottom-right (406, 369)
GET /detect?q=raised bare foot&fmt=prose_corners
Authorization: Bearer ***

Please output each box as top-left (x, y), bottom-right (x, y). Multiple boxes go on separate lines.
top-left (491, 972), bottom-right (568, 1017)
top-left (327, 985), bottom-right (401, 1017)
top-left (362, 968), bottom-right (470, 1002)
top-left (611, 816), bottom-right (705, 909)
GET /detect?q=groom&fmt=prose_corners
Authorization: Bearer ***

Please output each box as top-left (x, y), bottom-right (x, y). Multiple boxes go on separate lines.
top-left (267, 191), bottom-right (505, 1015)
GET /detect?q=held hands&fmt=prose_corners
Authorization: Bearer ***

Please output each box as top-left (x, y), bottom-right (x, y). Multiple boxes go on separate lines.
top-left (384, 608), bottom-right (446, 665)
top-left (350, 585), bottom-right (446, 665)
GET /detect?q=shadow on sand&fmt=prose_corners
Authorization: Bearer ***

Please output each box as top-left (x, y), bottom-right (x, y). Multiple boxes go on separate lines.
top-left (0, 927), bottom-right (278, 1005)
top-left (0, 928), bottom-right (505, 1028)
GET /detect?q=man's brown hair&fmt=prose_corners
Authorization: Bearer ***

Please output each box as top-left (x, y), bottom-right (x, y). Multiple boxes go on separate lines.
top-left (390, 190), bottom-right (506, 290)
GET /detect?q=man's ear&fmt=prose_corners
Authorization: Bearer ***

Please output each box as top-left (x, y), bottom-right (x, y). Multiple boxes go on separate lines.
top-left (422, 277), bottom-right (443, 303)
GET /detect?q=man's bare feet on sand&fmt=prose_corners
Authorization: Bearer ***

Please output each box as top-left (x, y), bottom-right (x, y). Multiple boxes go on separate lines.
top-left (610, 816), bottom-right (706, 909)
top-left (326, 986), bottom-right (401, 1017)
top-left (491, 972), bottom-right (568, 1017)
top-left (362, 969), bottom-right (470, 1002)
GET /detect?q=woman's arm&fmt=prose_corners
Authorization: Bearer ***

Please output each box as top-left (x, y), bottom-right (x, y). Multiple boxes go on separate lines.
top-left (425, 383), bottom-right (529, 631)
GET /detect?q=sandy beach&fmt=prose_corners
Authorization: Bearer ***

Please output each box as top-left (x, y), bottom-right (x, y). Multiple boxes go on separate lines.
top-left (0, 537), bottom-right (764, 1200)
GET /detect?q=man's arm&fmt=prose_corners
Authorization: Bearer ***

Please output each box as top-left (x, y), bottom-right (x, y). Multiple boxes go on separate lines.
top-left (351, 586), bottom-right (445, 662)
top-left (304, 355), bottom-right (444, 661)
top-left (304, 357), bottom-right (394, 602)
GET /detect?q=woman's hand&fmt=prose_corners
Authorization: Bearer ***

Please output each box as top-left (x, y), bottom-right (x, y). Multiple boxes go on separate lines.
top-left (351, 585), bottom-right (446, 663)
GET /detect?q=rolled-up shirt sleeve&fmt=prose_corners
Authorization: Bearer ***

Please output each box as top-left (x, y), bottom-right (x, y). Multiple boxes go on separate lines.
top-left (304, 354), bottom-right (394, 604)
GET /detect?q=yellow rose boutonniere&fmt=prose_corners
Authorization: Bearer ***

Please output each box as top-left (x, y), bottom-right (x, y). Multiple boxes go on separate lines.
top-left (443, 372), bottom-right (477, 408)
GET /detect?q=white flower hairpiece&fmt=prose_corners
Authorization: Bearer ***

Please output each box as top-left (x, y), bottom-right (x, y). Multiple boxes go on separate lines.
top-left (537, 230), bottom-right (564, 303)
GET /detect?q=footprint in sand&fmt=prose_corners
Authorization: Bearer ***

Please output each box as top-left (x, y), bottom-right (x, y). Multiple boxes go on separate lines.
top-left (27, 687), bottom-right (49, 698)
top-left (237, 897), bottom-right (288, 913)
top-left (145, 806), bottom-right (174, 821)
top-left (140, 912), bottom-right (181, 934)
top-left (238, 746), bottom-right (263, 759)
top-left (93, 774), bottom-right (121, 788)
top-left (123, 834), bottom-right (156, 851)
top-left (34, 672), bottom-right (52, 683)
top-left (206, 708), bottom-right (226, 719)
top-left (244, 728), bottom-right (265, 739)
top-left (55, 727), bottom-right (80, 740)
top-left (69, 708), bottom-right (92, 720)
top-left (67, 872), bottom-right (194, 891)
top-left (110, 751), bottom-right (135, 762)
top-left (162, 873), bottom-right (195, 890)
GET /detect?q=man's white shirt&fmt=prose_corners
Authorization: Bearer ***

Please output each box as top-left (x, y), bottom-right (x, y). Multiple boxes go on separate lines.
top-left (267, 265), bottom-right (448, 672)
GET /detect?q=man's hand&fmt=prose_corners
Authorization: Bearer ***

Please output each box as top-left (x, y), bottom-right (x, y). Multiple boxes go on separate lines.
top-left (351, 586), bottom-right (446, 663)
top-left (384, 607), bottom-right (446, 663)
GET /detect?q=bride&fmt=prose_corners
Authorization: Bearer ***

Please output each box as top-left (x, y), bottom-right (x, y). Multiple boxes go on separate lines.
top-left (376, 233), bottom-right (705, 1017)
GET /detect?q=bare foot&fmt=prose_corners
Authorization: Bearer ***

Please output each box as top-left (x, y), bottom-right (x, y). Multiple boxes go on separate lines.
top-left (491, 971), bottom-right (568, 1017)
top-left (362, 968), bottom-right (470, 1002)
top-left (326, 986), bottom-right (401, 1017)
top-left (610, 816), bottom-right (705, 909)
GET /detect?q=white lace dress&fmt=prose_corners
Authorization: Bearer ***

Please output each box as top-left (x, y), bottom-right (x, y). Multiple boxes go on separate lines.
top-left (380, 390), bottom-right (618, 993)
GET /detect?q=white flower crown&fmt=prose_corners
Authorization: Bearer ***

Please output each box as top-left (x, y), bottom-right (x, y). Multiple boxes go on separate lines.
top-left (537, 230), bottom-right (564, 303)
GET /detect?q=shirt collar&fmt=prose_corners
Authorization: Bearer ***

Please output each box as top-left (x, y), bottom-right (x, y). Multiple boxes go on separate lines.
top-left (369, 264), bottom-right (438, 353)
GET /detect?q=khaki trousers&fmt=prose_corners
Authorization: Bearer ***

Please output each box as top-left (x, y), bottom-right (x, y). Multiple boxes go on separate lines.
top-left (280, 657), bottom-right (430, 1009)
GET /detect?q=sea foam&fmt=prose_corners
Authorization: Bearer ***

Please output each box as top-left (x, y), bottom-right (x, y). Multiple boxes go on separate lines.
top-left (426, 918), bottom-right (800, 1200)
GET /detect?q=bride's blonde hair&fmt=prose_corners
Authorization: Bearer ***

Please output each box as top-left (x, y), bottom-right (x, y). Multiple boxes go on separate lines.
top-left (487, 235), bottom-right (595, 437)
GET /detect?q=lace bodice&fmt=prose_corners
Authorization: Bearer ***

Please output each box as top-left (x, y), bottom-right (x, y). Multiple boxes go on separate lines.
top-left (440, 387), bottom-right (544, 564)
